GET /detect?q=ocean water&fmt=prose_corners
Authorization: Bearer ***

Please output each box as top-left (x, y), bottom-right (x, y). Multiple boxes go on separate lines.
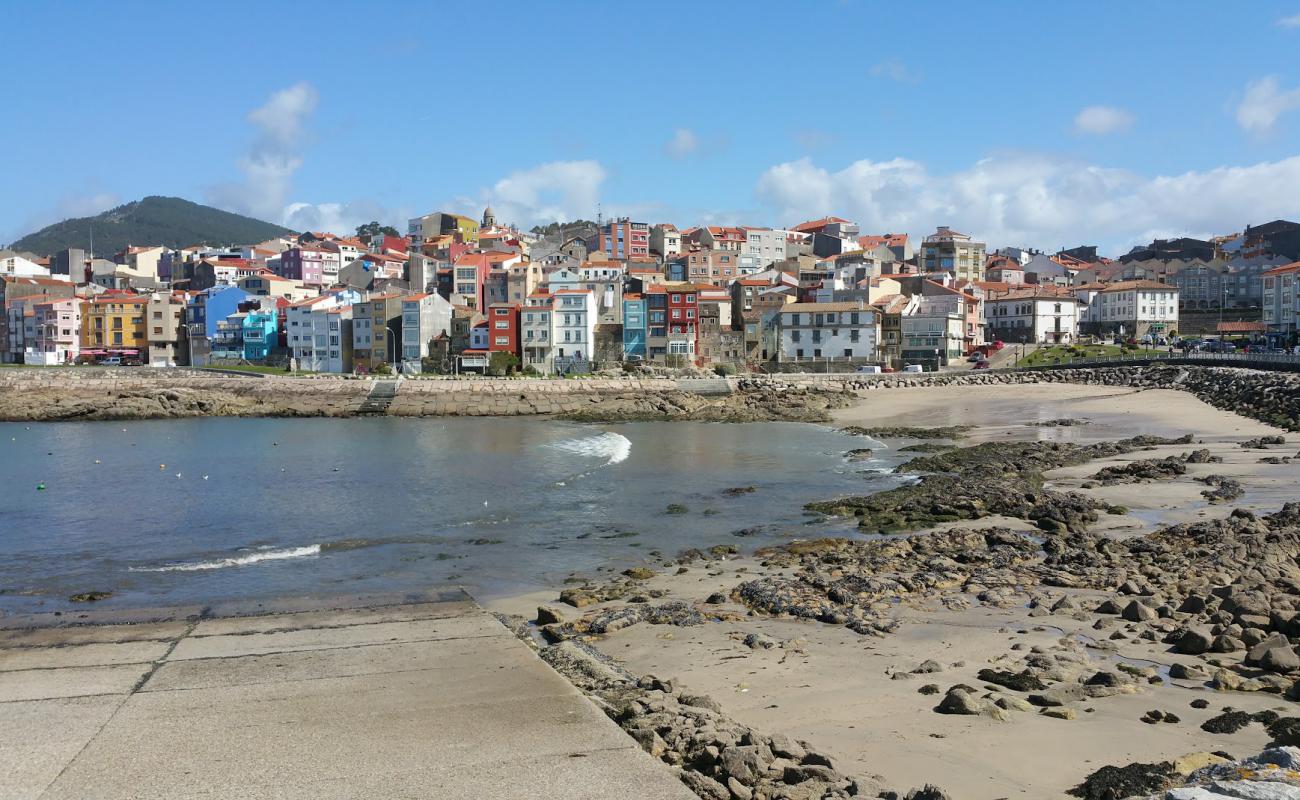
top-left (0, 417), bottom-right (909, 614)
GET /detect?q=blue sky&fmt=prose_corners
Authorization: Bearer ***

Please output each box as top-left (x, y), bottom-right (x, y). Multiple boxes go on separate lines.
top-left (3, 1), bottom-right (1300, 256)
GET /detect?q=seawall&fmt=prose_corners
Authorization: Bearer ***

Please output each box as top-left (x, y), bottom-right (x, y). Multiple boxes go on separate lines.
top-left (1, 365), bottom-right (1296, 429)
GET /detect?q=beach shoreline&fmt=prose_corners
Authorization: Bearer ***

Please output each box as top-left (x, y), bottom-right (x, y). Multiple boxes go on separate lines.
top-left (491, 382), bottom-right (1300, 798)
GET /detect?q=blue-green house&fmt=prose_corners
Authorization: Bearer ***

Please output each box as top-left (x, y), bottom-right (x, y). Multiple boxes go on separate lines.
top-left (240, 309), bottom-right (279, 361)
top-left (622, 295), bottom-right (647, 359)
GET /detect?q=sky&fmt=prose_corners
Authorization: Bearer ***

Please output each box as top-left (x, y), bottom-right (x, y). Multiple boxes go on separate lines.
top-left (3, 1), bottom-right (1300, 257)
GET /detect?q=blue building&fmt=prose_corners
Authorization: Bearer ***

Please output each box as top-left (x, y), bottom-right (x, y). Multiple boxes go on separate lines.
top-left (622, 295), bottom-right (647, 359)
top-left (240, 308), bottom-right (279, 361)
top-left (186, 286), bottom-right (250, 365)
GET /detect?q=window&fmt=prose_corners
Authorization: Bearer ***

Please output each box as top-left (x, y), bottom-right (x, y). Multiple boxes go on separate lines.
top-left (494, 320), bottom-right (509, 329)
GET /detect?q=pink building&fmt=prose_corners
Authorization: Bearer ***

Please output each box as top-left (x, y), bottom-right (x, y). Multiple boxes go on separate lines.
top-left (28, 298), bottom-right (81, 365)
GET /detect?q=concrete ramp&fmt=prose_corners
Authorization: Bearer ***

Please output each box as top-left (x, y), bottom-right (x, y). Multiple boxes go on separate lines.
top-left (0, 591), bottom-right (695, 800)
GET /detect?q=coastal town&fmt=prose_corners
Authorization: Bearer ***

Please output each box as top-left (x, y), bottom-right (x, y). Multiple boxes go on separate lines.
top-left (4, 210), bottom-right (1300, 376)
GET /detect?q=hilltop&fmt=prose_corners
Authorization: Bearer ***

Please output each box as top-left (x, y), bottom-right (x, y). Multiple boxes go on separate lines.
top-left (10, 196), bottom-right (295, 256)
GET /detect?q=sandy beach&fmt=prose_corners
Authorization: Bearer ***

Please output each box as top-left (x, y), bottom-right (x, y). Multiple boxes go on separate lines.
top-left (491, 382), bottom-right (1300, 799)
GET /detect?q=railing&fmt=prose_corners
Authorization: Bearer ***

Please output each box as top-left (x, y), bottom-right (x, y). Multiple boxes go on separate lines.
top-left (999, 351), bottom-right (1300, 372)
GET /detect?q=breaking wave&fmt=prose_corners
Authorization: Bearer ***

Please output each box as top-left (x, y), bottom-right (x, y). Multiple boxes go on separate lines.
top-left (130, 544), bottom-right (321, 572)
top-left (550, 432), bottom-right (631, 466)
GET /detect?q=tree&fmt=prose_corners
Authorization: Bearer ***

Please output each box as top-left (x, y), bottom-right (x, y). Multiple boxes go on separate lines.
top-left (488, 352), bottom-right (520, 376)
top-left (356, 221), bottom-right (400, 238)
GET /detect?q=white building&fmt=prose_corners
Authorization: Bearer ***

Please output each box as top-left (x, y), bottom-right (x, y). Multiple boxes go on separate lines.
top-left (305, 305), bottom-right (353, 373)
top-left (551, 288), bottom-right (596, 369)
top-left (285, 289), bottom-right (362, 366)
top-left (1262, 262), bottom-right (1299, 341)
top-left (0, 250), bottom-right (53, 279)
top-left (985, 287), bottom-right (1084, 344)
top-left (521, 292), bottom-right (554, 370)
top-left (777, 301), bottom-right (878, 362)
top-left (401, 293), bottom-right (454, 369)
top-left (1083, 280), bottom-right (1180, 337)
top-left (742, 228), bottom-right (789, 269)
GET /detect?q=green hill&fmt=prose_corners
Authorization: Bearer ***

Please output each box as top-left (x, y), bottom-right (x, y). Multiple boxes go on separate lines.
top-left (11, 196), bottom-right (296, 256)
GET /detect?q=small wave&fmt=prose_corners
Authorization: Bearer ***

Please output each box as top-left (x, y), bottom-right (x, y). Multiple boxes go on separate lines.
top-left (550, 432), bottom-right (631, 466)
top-left (130, 545), bottom-right (321, 572)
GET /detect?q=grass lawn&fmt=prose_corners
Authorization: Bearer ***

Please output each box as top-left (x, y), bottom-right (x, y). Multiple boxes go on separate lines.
top-left (1020, 344), bottom-right (1135, 366)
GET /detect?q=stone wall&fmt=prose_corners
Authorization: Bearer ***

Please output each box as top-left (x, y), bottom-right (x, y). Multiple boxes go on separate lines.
top-left (1, 365), bottom-right (1296, 429)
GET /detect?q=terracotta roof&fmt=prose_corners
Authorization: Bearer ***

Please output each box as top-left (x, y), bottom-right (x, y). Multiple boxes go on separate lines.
top-left (782, 301), bottom-right (872, 312)
top-left (1100, 280), bottom-right (1177, 293)
top-left (791, 216), bottom-right (851, 233)
top-left (1216, 321), bottom-right (1268, 333)
top-left (1262, 261), bottom-right (1300, 276)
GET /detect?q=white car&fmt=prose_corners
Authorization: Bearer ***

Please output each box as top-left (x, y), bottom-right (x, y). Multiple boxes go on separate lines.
top-left (902, 364), bottom-right (924, 373)
top-left (855, 365), bottom-right (882, 374)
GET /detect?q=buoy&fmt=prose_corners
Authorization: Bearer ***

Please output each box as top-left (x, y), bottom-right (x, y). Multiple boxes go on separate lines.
top-left (159, 464), bottom-right (165, 470)
top-left (272, 442), bottom-right (278, 446)
top-left (36, 483), bottom-right (45, 491)
top-left (331, 467), bottom-right (339, 472)
top-left (94, 459), bottom-right (101, 464)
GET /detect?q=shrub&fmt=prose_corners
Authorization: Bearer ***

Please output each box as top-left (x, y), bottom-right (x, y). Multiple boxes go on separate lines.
top-left (713, 363), bottom-right (736, 376)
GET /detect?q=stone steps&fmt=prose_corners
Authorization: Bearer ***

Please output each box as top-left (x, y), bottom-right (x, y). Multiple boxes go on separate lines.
top-left (357, 379), bottom-right (399, 414)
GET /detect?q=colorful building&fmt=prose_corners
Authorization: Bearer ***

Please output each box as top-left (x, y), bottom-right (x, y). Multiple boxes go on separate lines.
top-left (26, 298), bottom-right (81, 365)
top-left (81, 294), bottom-right (149, 359)
top-left (622, 294), bottom-right (647, 359)
top-left (487, 303), bottom-right (521, 358)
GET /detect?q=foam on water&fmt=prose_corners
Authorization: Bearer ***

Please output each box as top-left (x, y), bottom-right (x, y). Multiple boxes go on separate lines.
top-left (549, 432), bottom-right (632, 466)
top-left (130, 544), bottom-right (321, 572)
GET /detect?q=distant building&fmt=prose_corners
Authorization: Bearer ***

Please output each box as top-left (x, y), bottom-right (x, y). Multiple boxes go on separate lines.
top-left (985, 286), bottom-right (1083, 344)
top-left (777, 301), bottom-right (878, 362)
top-left (408, 212), bottom-right (478, 246)
top-left (487, 303), bottom-right (522, 359)
top-left (400, 293), bottom-right (453, 370)
top-left (1081, 280), bottom-right (1179, 337)
top-left (25, 298), bottom-right (80, 365)
top-left (1262, 262), bottom-right (1300, 345)
top-left (81, 294), bottom-right (149, 359)
top-left (146, 292), bottom-right (187, 367)
top-left (593, 218), bottom-right (650, 260)
top-left (922, 227), bottom-right (986, 282)
top-left (622, 294), bottom-right (647, 359)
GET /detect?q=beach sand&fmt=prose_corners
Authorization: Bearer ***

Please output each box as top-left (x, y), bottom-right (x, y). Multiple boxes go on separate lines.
top-left (490, 383), bottom-right (1300, 798)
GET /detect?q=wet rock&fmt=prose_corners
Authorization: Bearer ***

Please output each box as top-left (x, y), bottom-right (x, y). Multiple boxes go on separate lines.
top-left (977, 668), bottom-right (1047, 692)
top-left (1201, 710), bottom-right (1254, 734)
top-left (743, 632), bottom-right (778, 650)
top-left (536, 606), bottom-right (566, 626)
top-left (68, 591), bottom-right (112, 603)
top-left (1068, 760), bottom-right (1176, 800)
top-left (623, 567), bottom-right (656, 580)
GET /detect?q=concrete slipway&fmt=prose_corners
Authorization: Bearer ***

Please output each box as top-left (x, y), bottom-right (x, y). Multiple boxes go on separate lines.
top-left (0, 589), bottom-right (696, 799)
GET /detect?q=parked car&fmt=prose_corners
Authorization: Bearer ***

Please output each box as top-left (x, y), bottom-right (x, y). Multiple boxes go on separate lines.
top-left (991, 340), bottom-right (1005, 351)
top-left (1207, 341), bottom-right (1237, 353)
top-left (855, 365), bottom-right (882, 374)
top-left (902, 364), bottom-right (924, 373)
top-left (100, 357), bottom-right (123, 366)
top-left (966, 352), bottom-right (984, 362)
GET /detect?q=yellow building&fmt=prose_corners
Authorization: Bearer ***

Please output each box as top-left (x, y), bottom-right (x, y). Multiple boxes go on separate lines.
top-left (82, 294), bottom-right (149, 356)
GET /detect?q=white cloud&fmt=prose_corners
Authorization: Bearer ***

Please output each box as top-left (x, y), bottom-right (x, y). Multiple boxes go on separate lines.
top-left (282, 201), bottom-right (409, 237)
top-left (1277, 12), bottom-right (1300, 28)
top-left (1073, 105), bottom-right (1134, 135)
top-left (208, 82), bottom-right (318, 224)
top-left (463, 160), bottom-right (607, 229)
top-left (755, 153), bottom-right (1300, 255)
top-left (665, 128), bottom-right (700, 159)
top-left (1236, 76), bottom-right (1300, 135)
top-left (868, 59), bottom-right (921, 84)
